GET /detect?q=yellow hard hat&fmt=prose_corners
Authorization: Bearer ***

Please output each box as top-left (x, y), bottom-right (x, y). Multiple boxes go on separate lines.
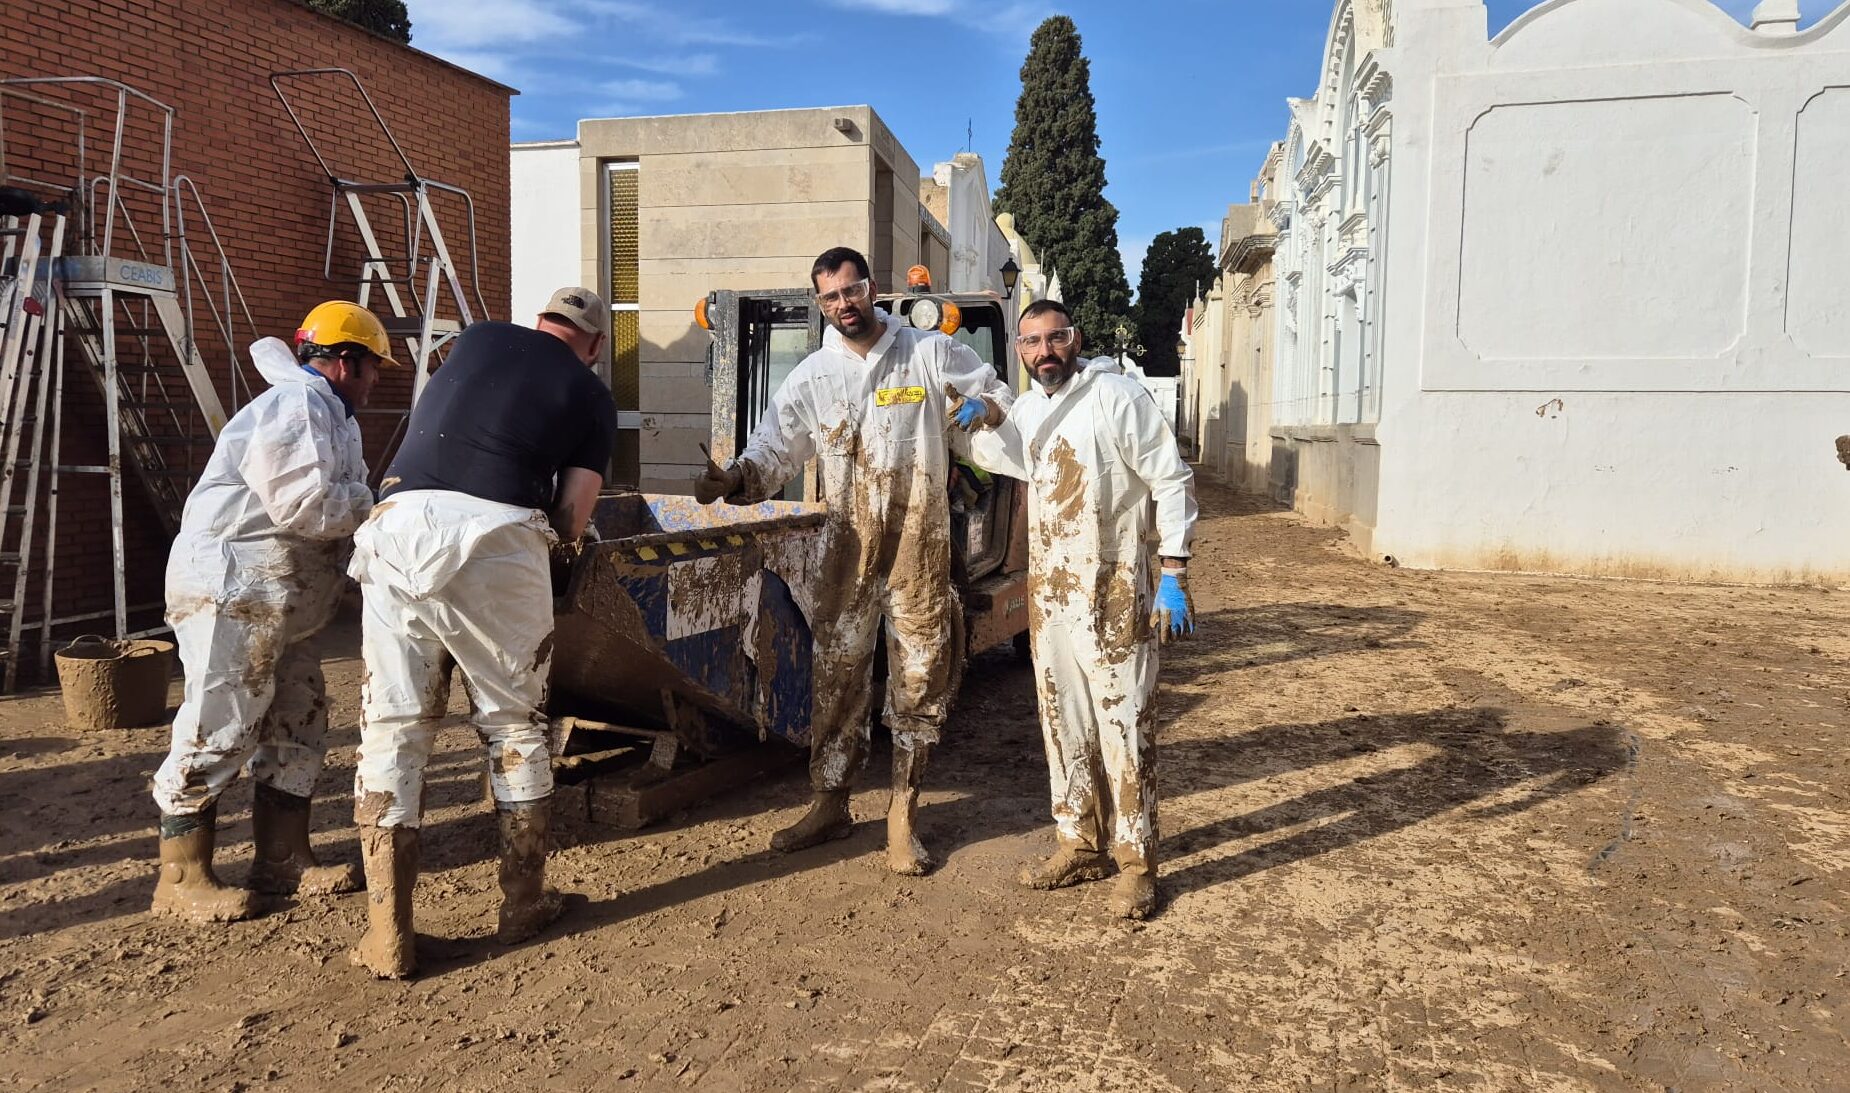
top-left (295, 301), bottom-right (400, 367)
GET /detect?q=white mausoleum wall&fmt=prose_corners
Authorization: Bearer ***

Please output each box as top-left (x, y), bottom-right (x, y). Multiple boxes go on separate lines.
top-left (1374, 0), bottom-right (1850, 582)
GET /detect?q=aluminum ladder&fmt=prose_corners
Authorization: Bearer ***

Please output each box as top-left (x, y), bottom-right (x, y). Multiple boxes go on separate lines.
top-left (1, 77), bottom-right (242, 656)
top-left (0, 201), bottom-right (66, 686)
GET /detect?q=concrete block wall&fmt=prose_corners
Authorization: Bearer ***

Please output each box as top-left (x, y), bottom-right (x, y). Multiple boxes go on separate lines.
top-left (573, 107), bottom-right (923, 493)
top-left (1, 0), bottom-right (511, 651)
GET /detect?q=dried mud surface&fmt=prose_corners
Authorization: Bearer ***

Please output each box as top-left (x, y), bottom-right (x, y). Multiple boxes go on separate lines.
top-left (2, 480), bottom-right (1845, 1091)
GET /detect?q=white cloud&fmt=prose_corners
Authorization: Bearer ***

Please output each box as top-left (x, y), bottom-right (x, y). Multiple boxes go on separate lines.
top-left (814, 0), bottom-right (1049, 41)
top-left (402, 0), bottom-right (793, 97)
top-left (580, 0), bottom-right (810, 45)
top-left (610, 52), bottom-right (721, 77)
top-left (406, 0), bottom-right (572, 48)
top-left (599, 77), bottom-right (683, 101)
top-left (821, 0), bottom-right (959, 14)
top-left (994, 1), bottom-right (1057, 41)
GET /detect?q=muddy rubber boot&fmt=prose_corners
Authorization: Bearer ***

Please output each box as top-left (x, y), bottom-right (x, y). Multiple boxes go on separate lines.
top-left (247, 783), bottom-right (363, 896)
top-left (1018, 844), bottom-right (1113, 890)
top-left (769, 789), bottom-right (853, 853)
top-left (495, 799), bottom-right (565, 945)
top-left (1107, 848), bottom-right (1159, 920)
top-left (885, 745), bottom-right (933, 876)
top-left (349, 824), bottom-right (419, 979)
top-left (150, 805), bottom-right (259, 923)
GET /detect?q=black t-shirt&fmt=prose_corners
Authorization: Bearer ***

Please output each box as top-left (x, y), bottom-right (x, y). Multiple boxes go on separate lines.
top-left (381, 321), bottom-right (617, 510)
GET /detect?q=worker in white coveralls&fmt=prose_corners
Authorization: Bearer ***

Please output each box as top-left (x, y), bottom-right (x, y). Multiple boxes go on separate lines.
top-left (346, 287), bottom-right (615, 979)
top-left (955, 299), bottom-right (1197, 919)
top-left (150, 301), bottom-right (394, 924)
top-left (694, 247), bottom-right (1013, 875)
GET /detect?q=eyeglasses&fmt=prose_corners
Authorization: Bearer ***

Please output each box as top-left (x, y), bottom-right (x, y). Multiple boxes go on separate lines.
top-left (816, 278), bottom-right (871, 309)
top-left (1015, 326), bottom-right (1075, 351)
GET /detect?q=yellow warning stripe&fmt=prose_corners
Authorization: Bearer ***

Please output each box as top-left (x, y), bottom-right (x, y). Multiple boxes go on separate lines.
top-left (611, 536), bottom-right (753, 565)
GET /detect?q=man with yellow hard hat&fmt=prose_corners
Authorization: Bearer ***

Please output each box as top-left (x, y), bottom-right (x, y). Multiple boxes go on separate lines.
top-left (149, 300), bottom-right (395, 924)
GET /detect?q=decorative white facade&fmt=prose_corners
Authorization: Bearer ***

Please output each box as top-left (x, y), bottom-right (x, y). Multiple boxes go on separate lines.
top-left (1189, 0), bottom-right (1850, 583)
top-left (1273, 1), bottom-right (1394, 431)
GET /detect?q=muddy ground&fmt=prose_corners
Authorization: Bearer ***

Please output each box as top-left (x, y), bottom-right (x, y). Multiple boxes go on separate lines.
top-left (2, 480), bottom-right (1846, 1091)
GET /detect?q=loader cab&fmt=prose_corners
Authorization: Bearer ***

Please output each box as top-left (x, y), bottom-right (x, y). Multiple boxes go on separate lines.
top-left (879, 294), bottom-right (1010, 381)
top-left (700, 284), bottom-right (1031, 650)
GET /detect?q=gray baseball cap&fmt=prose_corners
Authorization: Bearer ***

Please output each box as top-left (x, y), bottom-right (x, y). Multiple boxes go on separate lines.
top-left (542, 286), bottom-right (610, 338)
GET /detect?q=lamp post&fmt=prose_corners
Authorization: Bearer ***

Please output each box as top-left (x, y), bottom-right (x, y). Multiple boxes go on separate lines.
top-left (999, 257), bottom-right (1020, 300)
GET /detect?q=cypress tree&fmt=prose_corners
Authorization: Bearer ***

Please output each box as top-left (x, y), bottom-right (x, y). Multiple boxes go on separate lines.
top-left (1133, 227), bottom-right (1217, 377)
top-left (306, 0), bottom-right (412, 44)
top-left (995, 16), bottom-right (1131, 352)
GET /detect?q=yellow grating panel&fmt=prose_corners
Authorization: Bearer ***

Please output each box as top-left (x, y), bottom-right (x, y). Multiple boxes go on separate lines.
top-left (612, 309), bottom-right (640, 412)
top-left (607, 166), bottom-right (639, 305)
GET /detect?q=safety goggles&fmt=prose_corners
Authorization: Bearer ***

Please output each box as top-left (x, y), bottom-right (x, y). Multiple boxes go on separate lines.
top-left (816, 278), bottom-right (872, 309)
top-left (1015, 326), bottom-right (1076, 352)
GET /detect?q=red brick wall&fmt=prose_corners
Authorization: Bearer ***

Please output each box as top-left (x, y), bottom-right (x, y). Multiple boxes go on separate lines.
top-left (1, 0), bottom-right (510, 667)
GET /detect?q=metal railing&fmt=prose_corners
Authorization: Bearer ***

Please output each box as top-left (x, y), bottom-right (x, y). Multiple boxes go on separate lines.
top-left (172, 175), bottom-right (259, 408)
top-left (270, 67), bottom-right (491, 320)
top-left (3, 77), bottom-right (175, 269)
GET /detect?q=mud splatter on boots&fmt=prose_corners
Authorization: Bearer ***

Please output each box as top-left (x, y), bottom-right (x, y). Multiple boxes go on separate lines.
top-left (1108, 847), bottom-right (1159, 920)
top-left (1018, 842), bottom-right (1112, 890)
top-left (349, 825), bottom-right (419, 979)
top-left (770, 788), bottom-right (853, 852)
top-left (248, 784), bottom-right (363, 896)
top-left (886, 744), bottom-right (933, 876)
top-left (495, 799), bottom-right (565, 945)
top-left (150, 803), bottom-right (258, 923)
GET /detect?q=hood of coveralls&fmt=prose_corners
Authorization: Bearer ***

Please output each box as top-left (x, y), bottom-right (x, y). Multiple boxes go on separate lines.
top-left (250, 336), bottom-right (330, 391)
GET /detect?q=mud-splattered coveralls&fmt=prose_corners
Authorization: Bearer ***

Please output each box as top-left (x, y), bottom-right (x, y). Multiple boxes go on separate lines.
top-left (963, 365), bottom-right (1197, 876)
top-left (346, 322), bottom-right (613, 828)
top-left (153, 338), bottom-right (372, 814)
top-left (732, 311), bottom-right (1013, 790)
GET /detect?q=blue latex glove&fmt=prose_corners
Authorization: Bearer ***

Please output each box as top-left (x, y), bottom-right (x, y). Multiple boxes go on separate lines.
top-left (948, 392), bottom-right (989, 431)
top-left (1154, 571), bottom-right (1194, 642)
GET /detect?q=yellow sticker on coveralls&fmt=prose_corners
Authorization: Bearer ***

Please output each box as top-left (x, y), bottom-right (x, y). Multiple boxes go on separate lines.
top-left (875, 385), bottom-right (927, 407)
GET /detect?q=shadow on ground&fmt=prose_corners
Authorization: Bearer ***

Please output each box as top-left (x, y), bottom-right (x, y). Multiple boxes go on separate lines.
top-left (1158, 705), bottom-right (1630, 899)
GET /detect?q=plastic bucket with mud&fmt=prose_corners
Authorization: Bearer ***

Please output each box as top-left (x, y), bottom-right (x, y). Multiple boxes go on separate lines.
top-left (54, 635), bottom-right (175, 730)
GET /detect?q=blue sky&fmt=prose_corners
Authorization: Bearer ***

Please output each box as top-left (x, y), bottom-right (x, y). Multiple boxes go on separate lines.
top-left (404, 0), bottom-right (1771, 284)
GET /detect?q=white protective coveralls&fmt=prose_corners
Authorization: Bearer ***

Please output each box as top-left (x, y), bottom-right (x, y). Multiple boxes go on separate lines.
top-left (733, 311), bottom-right (1012, 790)
top-left (963, 364), bottom-right (1196, 873)
top-left (153, 338), bottom-right (372, 814)
top-left (347, 491), bottom-right (558, 828)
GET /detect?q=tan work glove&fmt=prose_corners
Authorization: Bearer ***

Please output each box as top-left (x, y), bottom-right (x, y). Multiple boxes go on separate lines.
top-left (943, 384), bottom-right (1002, 431)
top-left (695, 449), bottom-right (744, 505)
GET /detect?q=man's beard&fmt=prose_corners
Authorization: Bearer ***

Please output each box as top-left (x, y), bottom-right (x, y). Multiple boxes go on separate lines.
top-left (1034, 358), bottom-right (1074, 390)
top-left (834, 308), bottom-right (871, 338)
